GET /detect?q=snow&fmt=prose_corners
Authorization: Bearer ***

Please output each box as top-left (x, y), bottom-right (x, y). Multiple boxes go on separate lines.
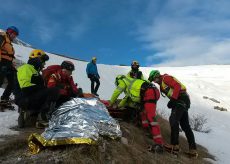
top-left (1, 44), bottom-right (230, 163)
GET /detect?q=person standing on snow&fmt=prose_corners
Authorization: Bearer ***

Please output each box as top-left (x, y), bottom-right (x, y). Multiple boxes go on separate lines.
top-left (127, 60), bottom-right (144, 80)
top-left (86, 57), bottom-right (100, 96)
top-left (148, 70), bottom-right (197, 156)
top-left (46, 60), bottom-right (83, 107)
top-left (109, 75), bottom-right (164, 153)
top-left (0, 26), bottom-right (19, 104)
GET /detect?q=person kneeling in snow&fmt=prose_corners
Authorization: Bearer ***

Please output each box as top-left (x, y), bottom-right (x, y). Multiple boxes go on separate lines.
top-left (46, 60), bottom-right (83, 107)
top-left (148, 70), bottom-right (197, 157)
top-left (16, 49), bottom-right (59, 127)
top-left (109, 75), bottom-right (164, 153)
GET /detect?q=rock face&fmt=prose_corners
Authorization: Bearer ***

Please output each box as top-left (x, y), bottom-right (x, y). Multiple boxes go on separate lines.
top-left (214, 106), bottom-right (228, 111)
top-left (203, 96), bottom-right (220, 103)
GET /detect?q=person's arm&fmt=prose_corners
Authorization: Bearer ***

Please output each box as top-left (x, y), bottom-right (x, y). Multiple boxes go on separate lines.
top-left (0, 35), bottom-right (5, 61)
top-left (47, 75), bottom-right (58, 88)
top-left (31, 74), bottom-right (44, 86)
top-left (47, 75), bottom-right (68, 96)
top-left (110, 82), bottom-right (126, 105)
top-left (69, 76), bottom-right (78, 94)
top-left (86, 63), bottom-right (92, 74)
top-left (95, 65), bottom-right (100, 78)
top-left (163, 75), bottom-right (181, 100)
top-left (86, 63), bottom-right (89, 74)
top-left (0, 35), bottom-right (5, 47)
top-left (118, 95), bottom-right (128, 108)
top-left (126, 71), bottom-right (131, 78)
top-left (140, 72), bottom-right (145, 80)
top-left (86, 63), bottom-right (93, 78)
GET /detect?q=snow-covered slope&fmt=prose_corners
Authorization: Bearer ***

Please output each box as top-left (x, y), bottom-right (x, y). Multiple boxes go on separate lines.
top-left (1, 43), bottom-right (230, 163)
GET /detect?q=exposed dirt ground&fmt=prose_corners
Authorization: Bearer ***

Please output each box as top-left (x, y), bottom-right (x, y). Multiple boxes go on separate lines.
top-left (0, 117), bottom-right (215, 164)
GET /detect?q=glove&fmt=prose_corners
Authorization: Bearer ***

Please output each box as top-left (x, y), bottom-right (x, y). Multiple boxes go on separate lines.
top-left (107, 102), bottom-right (118, 109)
top-left (76, 88), bottom-right (84, 97)
top-left (87, 74), bottom-right (93, 78)
top-left (167, 98), bottom-right (177, 108)
top-left (107, 101), bottom-right (113, 108)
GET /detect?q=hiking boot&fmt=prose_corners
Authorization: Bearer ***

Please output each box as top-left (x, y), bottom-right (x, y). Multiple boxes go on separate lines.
top-left (163, 144), bottom-right (180, 154)
top-left (148, 144), bottom-right (164, 154)
top-left (186, 149), bottom-right (198, 158)
top-left (0, 99), bottom-right (14, 110)
top-left (93, 93), bottom-right (99, 97)
top-left (0, 99), bottom-right (10, 105)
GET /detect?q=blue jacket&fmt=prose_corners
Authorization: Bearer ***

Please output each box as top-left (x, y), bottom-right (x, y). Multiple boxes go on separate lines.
top-left (86, 62), bottom-right (100, 78)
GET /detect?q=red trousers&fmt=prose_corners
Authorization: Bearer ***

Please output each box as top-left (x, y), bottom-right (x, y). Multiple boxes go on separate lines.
top-left (141, 87), bottom-right (164, 145)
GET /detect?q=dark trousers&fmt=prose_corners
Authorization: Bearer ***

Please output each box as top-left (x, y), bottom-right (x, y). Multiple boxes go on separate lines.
top-left (27, 87), bottom-right (59, 114)
top-left (90, 76), bottom-right (100, 94)
top-left (56, 95), bottom-right (71, 108)
top-left (169, 93), bottom-right (196, 149)
top-left (0, 61), bottom-right (15, 101)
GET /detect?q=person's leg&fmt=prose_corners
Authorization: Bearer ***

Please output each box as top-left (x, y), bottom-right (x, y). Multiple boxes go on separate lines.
top-left (90, 77), bottom-right (95, 94)
top-left (180, 111), bottom-right (196, 150)
top-left (141, 110), bottom-right (149, 128)
top-left (94, 78), bottom-right (100, 94)
top-left (28, 88), bottom-right (59, 113)
top-left (0, 75), bottom-right (4, 87)
top-left (0, 64), bottom-right (6, 87)
top-left (143, 88), bottom-right (164, 145)
top-left (55, 95), bottom-right (71, 108)
top-left (169, 106), bottom-right (185, 146)
top-left (1, 71), bottom-right (14, 101)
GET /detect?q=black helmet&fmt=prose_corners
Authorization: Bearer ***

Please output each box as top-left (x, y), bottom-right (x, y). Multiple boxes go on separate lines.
top-left (61, 61), bottom-right (75, 71)
top-left (131, 60), bottom-right (139, 70)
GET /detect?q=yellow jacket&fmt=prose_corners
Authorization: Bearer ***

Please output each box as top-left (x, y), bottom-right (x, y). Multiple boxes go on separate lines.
top-left (110, 76), bottom-right (146, 108)
top-left (17, 64), bottom-right (39, 89)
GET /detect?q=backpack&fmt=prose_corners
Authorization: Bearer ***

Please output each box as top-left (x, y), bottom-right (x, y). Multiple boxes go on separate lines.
top-left (42, 65), bottom-right (62, 85)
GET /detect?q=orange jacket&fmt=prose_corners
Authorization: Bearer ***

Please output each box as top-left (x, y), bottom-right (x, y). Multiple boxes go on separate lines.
top-left (0, 32), bottom-right (15, 62)
top-left (47, 69), bottom-right (78, 96)
top-left (159, 74), bottom-right (186, 100)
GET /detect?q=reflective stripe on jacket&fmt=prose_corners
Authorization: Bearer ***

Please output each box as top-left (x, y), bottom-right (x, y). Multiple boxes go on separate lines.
top-left (17, 64), bottom-right (39, 88)
top-left (0, 32), bottom-right (15, 61)
top-left (110, 76), bottom-right (146, 107)
top-left (160, 74), bottom-right (186, 99)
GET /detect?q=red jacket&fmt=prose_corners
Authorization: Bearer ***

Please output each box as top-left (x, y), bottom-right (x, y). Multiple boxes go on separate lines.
top-left (47, 69), bottom-right (78, 96)
top-left (160, 74), bottom-right (186, 100)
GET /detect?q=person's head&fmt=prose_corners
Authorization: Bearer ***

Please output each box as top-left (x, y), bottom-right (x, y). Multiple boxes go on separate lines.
top-left (29, 49), bottom-right (49, 68)
top-left (27, 57), bottom-right (44, 71)
top-left (148, 70), bottom-right (161, 83)
top-left (131, 60), bottom-right (139, 71)
top-left (115, 75), bottom-right (126, 86)
top-left (61, 60), bottom-right (75, 76)
top-left (92, 57), bottom-right (97, 64)
top-left (6, 26), bottom-right (19, 41)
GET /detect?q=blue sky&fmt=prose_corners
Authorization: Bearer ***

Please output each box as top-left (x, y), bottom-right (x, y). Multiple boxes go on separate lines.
top-left (1, 0), bottom-right (230, 66)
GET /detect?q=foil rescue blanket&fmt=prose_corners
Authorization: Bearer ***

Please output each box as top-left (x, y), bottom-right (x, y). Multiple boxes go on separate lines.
top-left (28, 98), bottom-right (122, 154)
